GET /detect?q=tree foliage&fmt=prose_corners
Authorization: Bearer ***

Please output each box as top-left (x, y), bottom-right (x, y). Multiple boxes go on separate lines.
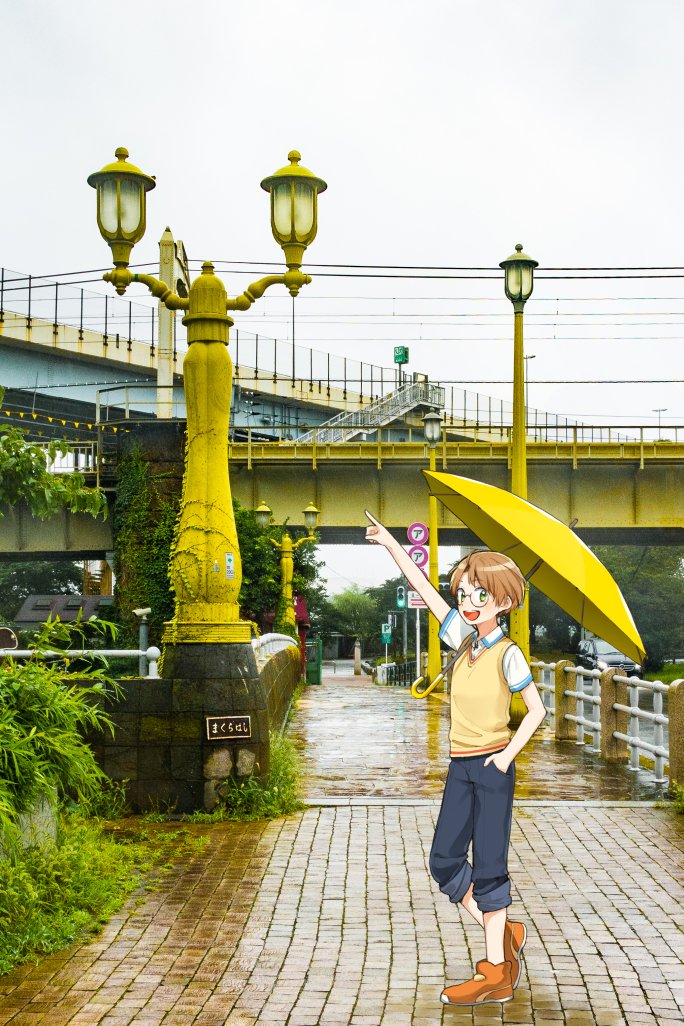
top-left (328, 585), bottom-right (377, 644)
top-left (113, 443), bottom-right (326, 639)
top-left (0, 392), bottom-right (105, 520)
top-left (590, 545), bottom-right (684, 670)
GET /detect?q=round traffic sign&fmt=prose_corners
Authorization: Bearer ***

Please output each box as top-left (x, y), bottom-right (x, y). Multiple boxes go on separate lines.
top-left (407, 521), bottom-right (428, 544)
top-left (408, 545), bottom-right (428, 568)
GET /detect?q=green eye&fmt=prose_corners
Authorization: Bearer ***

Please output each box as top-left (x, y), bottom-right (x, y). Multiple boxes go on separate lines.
top-left (474, 588), bottom-right (488, 607)
top-left (456, 588), bottom-right (466, 605)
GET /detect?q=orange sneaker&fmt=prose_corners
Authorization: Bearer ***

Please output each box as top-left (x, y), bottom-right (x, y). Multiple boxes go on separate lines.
top-left (504, 919), bottom-right (527, 988)
top-left (440, 960), bottom-right (513, 1006)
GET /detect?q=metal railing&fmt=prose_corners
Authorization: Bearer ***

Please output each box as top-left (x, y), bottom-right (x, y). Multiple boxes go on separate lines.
top-left (252, 633), bottom-right (299, 661)
top-left (377, 662), bottom-right (415, 686)
top-left (42, 443), bottom-right (98, 474)
top-left (612, 675), bottom-right (670, 783)
top-left (0, 646), bottom-right (162, 678)
top-left (297, 381), bottom-right (446, 443)
top-left (531, 660), bottom-right (672, 783)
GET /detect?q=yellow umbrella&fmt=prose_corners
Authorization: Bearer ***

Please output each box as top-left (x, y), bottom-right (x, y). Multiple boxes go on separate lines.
top-left (424, 470), bottom-right (646, 664)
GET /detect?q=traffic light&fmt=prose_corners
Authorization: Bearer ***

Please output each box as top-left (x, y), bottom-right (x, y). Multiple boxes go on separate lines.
top-left (397, 585), bottom-right (406, 609)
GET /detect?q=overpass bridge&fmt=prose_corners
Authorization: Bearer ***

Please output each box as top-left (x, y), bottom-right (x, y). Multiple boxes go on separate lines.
top-left (2, 263), bottom-right (683, 558)
top-left (2, 430), bottom-right (683, 559)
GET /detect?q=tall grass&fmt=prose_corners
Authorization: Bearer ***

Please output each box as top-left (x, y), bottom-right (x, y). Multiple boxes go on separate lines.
top-left (0, 815), bottom-right (207, 975)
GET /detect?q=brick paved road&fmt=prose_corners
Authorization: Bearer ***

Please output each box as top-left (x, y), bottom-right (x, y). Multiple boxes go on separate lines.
top-left (1, 668), bottom-right (682, 1025)
top-left (1, 804), bottom-right (682, 1026)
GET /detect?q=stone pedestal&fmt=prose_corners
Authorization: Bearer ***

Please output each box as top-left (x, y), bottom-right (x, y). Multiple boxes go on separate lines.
top-left (88, 642), bottom-right (270, 814)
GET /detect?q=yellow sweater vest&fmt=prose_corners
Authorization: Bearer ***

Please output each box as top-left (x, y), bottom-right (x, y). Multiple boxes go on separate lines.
top-left (449, 637), bottom-right (515, 757)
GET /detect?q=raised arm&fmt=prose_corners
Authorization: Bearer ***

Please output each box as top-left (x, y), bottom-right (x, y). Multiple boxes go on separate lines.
top-left (365, 509), bottom-right (452, 624)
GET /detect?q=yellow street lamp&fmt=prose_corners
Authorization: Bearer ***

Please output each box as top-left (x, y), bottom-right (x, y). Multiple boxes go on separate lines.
top-left (87, 147), bottom-right (156, 284)
top-left (88, 148), bottom-right (326, 646)
top-left (499, 243), bottom-right (538, 662)
top-left (255, 501), bottom-right (320, 637)
top-left (423, 410), bottom-right (443, 683)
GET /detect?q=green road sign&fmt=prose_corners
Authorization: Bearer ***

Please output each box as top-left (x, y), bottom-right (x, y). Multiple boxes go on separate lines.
top-left (381, 623), bottom-right (392, 644)
top-left (394, 345), bottom-right (409, 365)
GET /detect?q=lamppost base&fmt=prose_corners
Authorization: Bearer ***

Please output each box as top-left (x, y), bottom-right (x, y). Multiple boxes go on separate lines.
top-left (162, 620), bottom-right (253, 644)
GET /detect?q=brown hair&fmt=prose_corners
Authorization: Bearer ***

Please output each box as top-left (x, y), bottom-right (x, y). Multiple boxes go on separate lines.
top-left (449, 550), bottom-right (526, 610)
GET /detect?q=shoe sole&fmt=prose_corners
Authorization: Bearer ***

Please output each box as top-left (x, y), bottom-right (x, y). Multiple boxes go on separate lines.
top-left (511, 923), bottom-right (527, 989)
top-left (441, 994), bottom-right (513, 1006)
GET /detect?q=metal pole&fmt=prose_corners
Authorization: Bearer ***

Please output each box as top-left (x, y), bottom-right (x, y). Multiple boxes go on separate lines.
top-left (629, 682), bottom-right (640, 771)
top-left (509, 307), bottom-right (530, 661)
top-left (138, 615), bottom-right (149, 677)
top-left (403, 608), bottom-right (407, 658)
top-left (416, 608), bottom-right (421, 678)
top-left (427, 445), bottom-right (441, 682)
top-left (654, 689), bottom-right (665, 783)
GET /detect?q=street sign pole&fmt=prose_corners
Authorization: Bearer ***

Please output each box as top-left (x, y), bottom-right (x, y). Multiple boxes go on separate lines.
top-left (416, 608), bottom-right (421, 678)
top-left (403, 609), bottom-right (407, 658)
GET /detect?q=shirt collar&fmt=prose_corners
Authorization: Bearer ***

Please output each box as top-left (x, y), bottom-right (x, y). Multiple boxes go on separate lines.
top-left (472, 625), bottom-right (504, 649)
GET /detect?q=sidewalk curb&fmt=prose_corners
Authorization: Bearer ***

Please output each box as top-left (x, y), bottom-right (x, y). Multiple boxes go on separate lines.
top-left (301, 797), bottom-right (664, 807)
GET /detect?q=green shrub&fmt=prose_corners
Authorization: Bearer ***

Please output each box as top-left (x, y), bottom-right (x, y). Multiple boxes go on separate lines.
top-left (0, 815), bottom-right (208, 975)
top-left (0, 616), bottom-right (121, 852)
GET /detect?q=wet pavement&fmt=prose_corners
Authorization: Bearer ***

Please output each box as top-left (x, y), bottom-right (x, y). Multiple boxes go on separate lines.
top-left (1, 806), bottom-right (682, 1026)
top-left (1, 661), bottom-right (682, 1026)
top-left (289, 663), bottom-right (667, 802)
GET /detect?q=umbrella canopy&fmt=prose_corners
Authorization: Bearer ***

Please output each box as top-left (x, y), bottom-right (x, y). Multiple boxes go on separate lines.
top-left (424, 470), bottom-right (646, 664)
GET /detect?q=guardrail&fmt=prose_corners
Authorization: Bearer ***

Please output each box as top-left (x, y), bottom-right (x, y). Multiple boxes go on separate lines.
top-left (531, 660), bottom-right (680, 785)
top-left (0, 646), bottom-right (162, 678)
top-left (252, 633), bottom-right (299, 662)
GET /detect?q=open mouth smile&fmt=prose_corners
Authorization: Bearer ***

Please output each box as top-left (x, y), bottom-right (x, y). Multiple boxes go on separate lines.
top-left (463, 610), bottom-right (479, 621)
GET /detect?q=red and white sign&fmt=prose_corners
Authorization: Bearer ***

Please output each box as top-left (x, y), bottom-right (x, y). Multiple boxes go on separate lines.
top-left (407, 521), bottom-right (429, 545)
top-left (408, 590), bottom-right (427, 608)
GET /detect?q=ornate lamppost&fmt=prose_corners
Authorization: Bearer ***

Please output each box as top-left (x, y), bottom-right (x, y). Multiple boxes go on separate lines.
top-left (499, 243), bottom-right (538, 662)
top-left (88, 148), bottom-right (326, 646)
top-left (423, 410), bottom-right (443, 683)
top-left (255, 501), bottom-right (320, 637)
top-left (87, 148), bottom-right (326, 804)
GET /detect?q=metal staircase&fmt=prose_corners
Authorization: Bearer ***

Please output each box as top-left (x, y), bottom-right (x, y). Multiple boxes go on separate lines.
top-left (297, 381), bottom-right (445, 444)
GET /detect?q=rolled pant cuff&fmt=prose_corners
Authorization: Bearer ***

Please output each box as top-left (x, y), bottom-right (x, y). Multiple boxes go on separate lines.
top-left (475, 896), bottom-right (512, 913)
top-left (442, 863), bottom-right (473, 905)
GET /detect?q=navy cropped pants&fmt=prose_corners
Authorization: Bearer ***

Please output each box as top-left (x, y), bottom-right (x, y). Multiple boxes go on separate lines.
top-left (429, 751), bottom-right (515, 913)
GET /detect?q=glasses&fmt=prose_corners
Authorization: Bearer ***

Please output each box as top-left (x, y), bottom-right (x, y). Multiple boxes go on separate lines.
top-left (456, 586), bottom-right (490, 608)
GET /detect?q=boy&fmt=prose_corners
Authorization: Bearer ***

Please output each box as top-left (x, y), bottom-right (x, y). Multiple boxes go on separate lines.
top-left (365, 510), bottom-right (546, 1006)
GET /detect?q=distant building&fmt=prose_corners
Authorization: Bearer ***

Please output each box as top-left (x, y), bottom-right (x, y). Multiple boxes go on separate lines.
top-left (14, 594), bottom-right (115, 628)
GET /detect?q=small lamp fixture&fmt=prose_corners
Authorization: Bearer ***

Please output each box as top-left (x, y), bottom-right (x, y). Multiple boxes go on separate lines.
top-left (255, 501), bottom-right (273, 529)
top-left (87, 147), bottom-right (156, 272)
top-left (499, 243), bottom-right (538, 310)
top-left (302, 502), bottom-right (320, 532)
top-left (261, 151), bottom-right (327, 272)
top-left (423, 411), bottom-right (443, 448)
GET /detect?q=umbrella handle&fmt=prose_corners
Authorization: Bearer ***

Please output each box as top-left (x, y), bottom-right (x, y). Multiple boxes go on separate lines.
top-left (411, 673), bottom-right (444, 699)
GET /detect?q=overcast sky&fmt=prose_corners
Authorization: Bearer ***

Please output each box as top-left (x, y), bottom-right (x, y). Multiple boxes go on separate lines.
top-left (2, 1), bottom-right (683, 592)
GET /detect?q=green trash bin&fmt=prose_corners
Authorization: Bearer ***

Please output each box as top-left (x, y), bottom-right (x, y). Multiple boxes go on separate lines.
top-left (305, 637), bottom-right (323, 684)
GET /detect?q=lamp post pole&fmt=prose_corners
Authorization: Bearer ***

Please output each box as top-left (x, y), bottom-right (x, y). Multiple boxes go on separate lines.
top-left (499, 245), bottom-right (538, 663)
top-left (423, 411), bottom-right (443, 683)
top-left (256, 502), bottom-right (320, 639)
top-left (653, 407), bottom-right (667, 440)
